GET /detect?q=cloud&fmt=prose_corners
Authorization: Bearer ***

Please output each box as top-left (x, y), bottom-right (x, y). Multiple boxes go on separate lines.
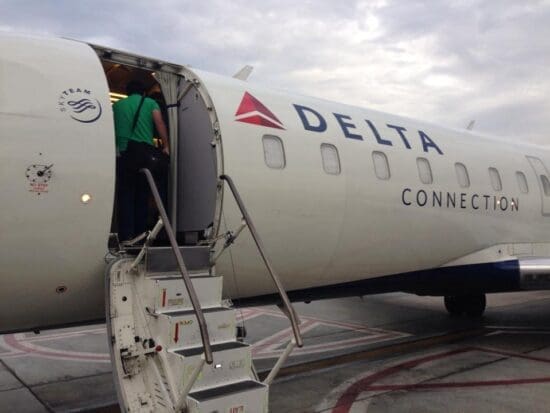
top-left (1, 0), bottom-right (550, 143)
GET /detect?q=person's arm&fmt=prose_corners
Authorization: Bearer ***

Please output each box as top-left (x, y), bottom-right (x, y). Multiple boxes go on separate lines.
top-left (152, 110), bottom-right (170, 154)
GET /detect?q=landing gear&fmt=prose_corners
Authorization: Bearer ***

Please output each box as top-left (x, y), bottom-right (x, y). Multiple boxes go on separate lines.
top-left (444, 294), bottom-right (486, 317)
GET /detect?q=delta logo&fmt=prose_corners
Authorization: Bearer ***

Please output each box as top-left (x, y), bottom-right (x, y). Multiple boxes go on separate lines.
top-left (235, 92), bottom-right (285, 130)
top-left (234, 91), bottom-right (443, 156)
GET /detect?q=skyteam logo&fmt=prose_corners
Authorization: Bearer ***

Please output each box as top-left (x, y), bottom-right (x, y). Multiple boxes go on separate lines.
top-left (235, 92), bottom-right (285, 130)
top-left (58, 88), bottom-right (103, 123)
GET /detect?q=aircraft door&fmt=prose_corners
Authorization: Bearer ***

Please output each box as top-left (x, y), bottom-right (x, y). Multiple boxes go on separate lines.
top-left (176, 80), bottom-right (218, 238)
top-left (0, 34), bottom-right (115, 331)
top-left (526, 156), bottom-right (550, 216)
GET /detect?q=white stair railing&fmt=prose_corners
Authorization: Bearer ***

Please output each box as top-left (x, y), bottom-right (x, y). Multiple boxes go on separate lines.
top-left (217, 174), bottom-right (303, 384)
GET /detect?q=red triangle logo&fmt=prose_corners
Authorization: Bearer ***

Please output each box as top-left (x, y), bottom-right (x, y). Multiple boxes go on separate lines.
top-left (235, 92), bottom-right (285, 130)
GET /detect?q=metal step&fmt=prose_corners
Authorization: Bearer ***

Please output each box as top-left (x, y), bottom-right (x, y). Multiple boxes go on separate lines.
top-left (144, 275), bottom-right (223, 313)
top-left (155, 307), bottom-right (236, 349)
top-left (187, 380), bottom-right (268, 413)
top-left (145, 246), bottom-right (210, 274)
top-left (167, 341), bottom-right (252, 392)
top-left (147, 271), bottom-right (211, 279)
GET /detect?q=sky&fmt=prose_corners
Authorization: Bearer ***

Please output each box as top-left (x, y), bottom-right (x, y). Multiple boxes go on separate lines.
top-left (2, 0), bottom-right (550, 144)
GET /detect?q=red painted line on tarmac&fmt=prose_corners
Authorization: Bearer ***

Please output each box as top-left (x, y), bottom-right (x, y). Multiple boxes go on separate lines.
top-left (236, 308), bottom-right (266, 322)
top-left (3, 334), bottom-right (109, 362)
top-left (471, 346), bottom-right (550, 364)
top-left (237, 307), bottom-right (400, 335)
top-left (258, 308), bottom-right (402, 334)
top-left (331, 346), bottom-right (550, 413)
top-left (358, 377), bottom-right (550, 391)
top-left (242, 308), bottom-right (407, 359)
top-left (20, 328), bottom-right (106, 343)
top-left (291, 334), bottom-right (398, 353)
top-left (257, 320), bottom-right (317, 349)
top-left (251, 320), bottom-right (317, 355)
top-left (254, 333), bottom-right (403, 359)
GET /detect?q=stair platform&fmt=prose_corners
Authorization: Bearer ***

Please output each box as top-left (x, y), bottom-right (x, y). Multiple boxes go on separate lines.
top-left (187, 380), bottom-right (268, 413)
top-left (144, 275), bottom-right (223, 313)
top-left (173, 340), bottom-right (248, 358)
top-left (146, 245), bottom-right (210, 274)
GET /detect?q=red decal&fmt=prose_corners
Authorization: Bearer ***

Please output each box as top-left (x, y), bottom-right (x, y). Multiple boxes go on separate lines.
top-left (161, 289), bottom-right (167, 307)
top-left (29, 183), bottom-right (49, 193)
top-left (174, 323), bottom-right (179, 343)
top-left (235, 92), bottom-right (285, 130)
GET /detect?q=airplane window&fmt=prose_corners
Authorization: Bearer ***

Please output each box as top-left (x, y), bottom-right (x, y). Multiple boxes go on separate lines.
top-left (541, 175), bottom-right (550, 196)
top-left (416, 158), bottom-right (433, 184)
top-left (455, 163), bottom-right (470, 188)
top-left (516, 171), bottom-right (529, 194)
top-left (262, 135), bottom-right (286, 169)
top-left (489, 167), bottom-right (502, 191)
top-left (320, 143), bottom-right (341, 175)
top-left (372, 151), bottom-right (390, 180)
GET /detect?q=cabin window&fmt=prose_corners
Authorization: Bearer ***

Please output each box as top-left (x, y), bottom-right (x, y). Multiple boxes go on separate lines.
top-left (455, 163), bottom-right (470, 188)
top-left (516, 171), bottom-right (529, 193)
top-left (372, 151), bottom-right (390, 180)
top-left (416, 158), bottom-right (433, 184)
top-left (489, 167), bottom-right (502, 191)
top-left (541, 175), bottom-right (550, 196)
top-left (320, 143), bottom-right (341, 175)
top-left (262, 135), bottom-right (286, 169)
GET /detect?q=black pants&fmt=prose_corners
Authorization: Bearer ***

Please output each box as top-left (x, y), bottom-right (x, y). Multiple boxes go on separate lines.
top-left (116, 141), bottom-right (169, 241)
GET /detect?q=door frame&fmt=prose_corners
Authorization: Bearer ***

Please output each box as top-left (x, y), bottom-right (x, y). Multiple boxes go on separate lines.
top-left (526, 155), bottom-right (550, 216)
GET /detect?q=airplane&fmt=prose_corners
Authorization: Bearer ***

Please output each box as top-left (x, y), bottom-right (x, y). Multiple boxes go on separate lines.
top-left (2, 32), bottom-right (550, 412)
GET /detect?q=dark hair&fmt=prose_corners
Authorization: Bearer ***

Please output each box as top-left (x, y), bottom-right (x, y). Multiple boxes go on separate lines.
top-left (126, 80), bottom-right (146, 96)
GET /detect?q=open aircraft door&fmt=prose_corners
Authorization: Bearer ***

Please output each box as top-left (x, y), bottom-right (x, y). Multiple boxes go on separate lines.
top-left (527, 156), bottom-right (550, 216)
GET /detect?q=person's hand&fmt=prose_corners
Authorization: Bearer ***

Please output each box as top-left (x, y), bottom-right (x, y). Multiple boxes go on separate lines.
top-left (162, 147), bottom-right (169, 156)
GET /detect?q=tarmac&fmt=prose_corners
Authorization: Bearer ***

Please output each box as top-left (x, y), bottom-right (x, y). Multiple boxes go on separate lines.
top-left (2, 291), bottom-right (550, 412)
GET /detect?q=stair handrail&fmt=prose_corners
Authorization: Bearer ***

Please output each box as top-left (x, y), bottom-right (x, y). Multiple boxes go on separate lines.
top-left (219, 174), bottom-right (303, 348)
top-left (140, 168), bottom-right (214, 364)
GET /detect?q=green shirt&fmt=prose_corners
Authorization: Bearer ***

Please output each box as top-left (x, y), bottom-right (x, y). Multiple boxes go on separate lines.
top-left (113, 94), bottom-right (160, 152)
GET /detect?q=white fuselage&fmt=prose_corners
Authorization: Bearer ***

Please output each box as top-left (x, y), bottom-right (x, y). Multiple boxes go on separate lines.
top-left (2, 33), bottom-right (550, 332)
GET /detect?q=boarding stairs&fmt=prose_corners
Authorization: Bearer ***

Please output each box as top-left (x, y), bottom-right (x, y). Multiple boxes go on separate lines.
top-left (106, 170), bottom-right (302, 412)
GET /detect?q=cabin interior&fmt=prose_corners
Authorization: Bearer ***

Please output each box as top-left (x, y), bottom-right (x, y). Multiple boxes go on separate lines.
top-left (97, 55), bottom-right (218, 246)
